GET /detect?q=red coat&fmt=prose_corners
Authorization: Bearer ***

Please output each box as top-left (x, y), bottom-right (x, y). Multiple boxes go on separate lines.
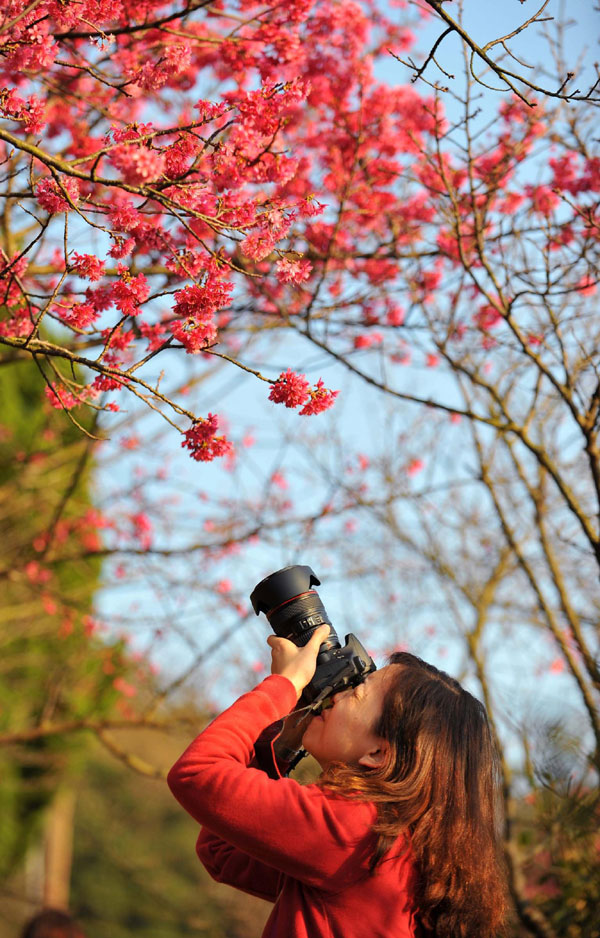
top-left (168, 674), bottom-right (418, 938)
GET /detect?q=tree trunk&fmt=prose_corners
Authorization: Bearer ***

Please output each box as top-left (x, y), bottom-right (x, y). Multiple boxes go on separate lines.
top-left (44, 788), bottom-right (76, 911)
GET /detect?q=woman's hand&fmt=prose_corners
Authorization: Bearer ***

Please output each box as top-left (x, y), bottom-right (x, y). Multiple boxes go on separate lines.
top-left (267, 623), bottom-right (330, 700)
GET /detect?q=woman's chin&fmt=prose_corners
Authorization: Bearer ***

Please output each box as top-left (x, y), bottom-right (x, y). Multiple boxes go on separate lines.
top-left (303, 742), bottom-right (324, 767)
top-left (302, 721), bottom-right (320, 752)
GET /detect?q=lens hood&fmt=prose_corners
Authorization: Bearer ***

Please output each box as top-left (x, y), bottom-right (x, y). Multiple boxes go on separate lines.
top-left (250, 565), bottom-right (321, 617)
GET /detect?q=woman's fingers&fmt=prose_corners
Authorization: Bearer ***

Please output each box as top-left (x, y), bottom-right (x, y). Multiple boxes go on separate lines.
top-left (307, 623), bottom-right (330, 648)
top-left (267, 635), bottom-right (297, 671)
top-left (266, 624), bottom-right (330, 699)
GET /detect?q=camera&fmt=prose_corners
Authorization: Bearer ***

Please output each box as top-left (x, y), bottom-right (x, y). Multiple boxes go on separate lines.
top-left (250, 564), bottom-right (376, 711)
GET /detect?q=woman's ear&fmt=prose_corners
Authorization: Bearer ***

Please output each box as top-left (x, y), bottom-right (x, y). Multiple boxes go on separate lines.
top-left (358, 740), bottom-right (389, 769)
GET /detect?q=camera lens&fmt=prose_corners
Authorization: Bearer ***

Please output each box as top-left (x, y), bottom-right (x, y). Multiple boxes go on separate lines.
top-left (250, 565), bottom-right (340, 650)
top-left (268, 590), bottom-right (336, 646)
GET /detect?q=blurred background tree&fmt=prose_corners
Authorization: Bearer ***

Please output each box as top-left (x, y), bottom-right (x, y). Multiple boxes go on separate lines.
top-left (0, 357), bottom-right (140, 918)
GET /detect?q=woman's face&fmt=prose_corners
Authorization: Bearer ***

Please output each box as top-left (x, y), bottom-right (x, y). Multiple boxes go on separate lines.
top-left (302, 665), bottom-right (392, 769)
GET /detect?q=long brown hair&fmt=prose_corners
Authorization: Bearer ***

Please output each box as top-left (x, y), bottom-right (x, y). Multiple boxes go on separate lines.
top-left (319, 652), bottom-right (508, 938)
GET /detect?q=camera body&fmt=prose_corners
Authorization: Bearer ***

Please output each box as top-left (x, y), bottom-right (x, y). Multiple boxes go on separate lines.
top-left (250, 564), bottom-right (376, 709)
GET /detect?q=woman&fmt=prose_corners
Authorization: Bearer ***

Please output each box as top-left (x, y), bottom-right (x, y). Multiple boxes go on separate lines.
top-left (168, 623), bottom-right (508, 937)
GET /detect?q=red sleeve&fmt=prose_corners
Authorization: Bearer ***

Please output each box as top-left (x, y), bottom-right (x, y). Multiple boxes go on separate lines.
top-left (196, 828), bottom-right (283, 901)
top-left (167, 675), bottom-right (376, 891)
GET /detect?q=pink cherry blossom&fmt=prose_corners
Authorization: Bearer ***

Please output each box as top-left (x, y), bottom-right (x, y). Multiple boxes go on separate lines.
top-left (275, 258), bottom-right (313, 283)
top-left (269, 369), bottom-right (311, 408)
top-left (299, 379), bottom-right (339, 416)
top-left (36, 177), bottom-right (80, 214)
top-left (71, 253), bottom-right (105, 282)
top-left (182, 414), bottom-right (234, 462)
top-left (407, 458), bottom-right (424, 477)
top-left (44, 384), bottom-right (78, 410)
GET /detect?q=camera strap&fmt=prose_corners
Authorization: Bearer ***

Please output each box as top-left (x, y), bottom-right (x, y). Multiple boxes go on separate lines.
top-left (253, 686), bottom-right (333, 779)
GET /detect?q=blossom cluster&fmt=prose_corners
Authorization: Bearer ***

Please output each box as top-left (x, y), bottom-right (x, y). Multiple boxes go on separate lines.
top-left (181, 414), bottom-right (234, 462)
top-left (0, 87), bottom-right (45, 134)
top-left (110, 144), bottom-right (167, 185)
top-left (275, 258), bottom-right (313, 284)
top-left (268, 370), bottom-right (338, 415)
top-left (44, 383), bottom-right (80, 410)
top-left (111, 267), bottom-right (150, 316)
top-left (71, 253), bottom-right (105, 282)
top-left (169, 276), bottom-right (234, 352)
top-left (36, 177), bottom-right (80, 214)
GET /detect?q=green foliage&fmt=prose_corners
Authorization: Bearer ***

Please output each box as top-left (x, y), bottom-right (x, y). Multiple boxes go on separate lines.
top-left (70, 743), bottom-right (270, 938)
top-left (0, 358), bottom-right (121, 877)
top-left (512, 719), bottom-right (600, 937)
top-left (520, 786), bottom-right (600, 938)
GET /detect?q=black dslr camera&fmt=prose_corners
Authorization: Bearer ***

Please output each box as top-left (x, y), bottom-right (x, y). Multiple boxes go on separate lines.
top-left (250, 564), bottom-right (376, 713)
